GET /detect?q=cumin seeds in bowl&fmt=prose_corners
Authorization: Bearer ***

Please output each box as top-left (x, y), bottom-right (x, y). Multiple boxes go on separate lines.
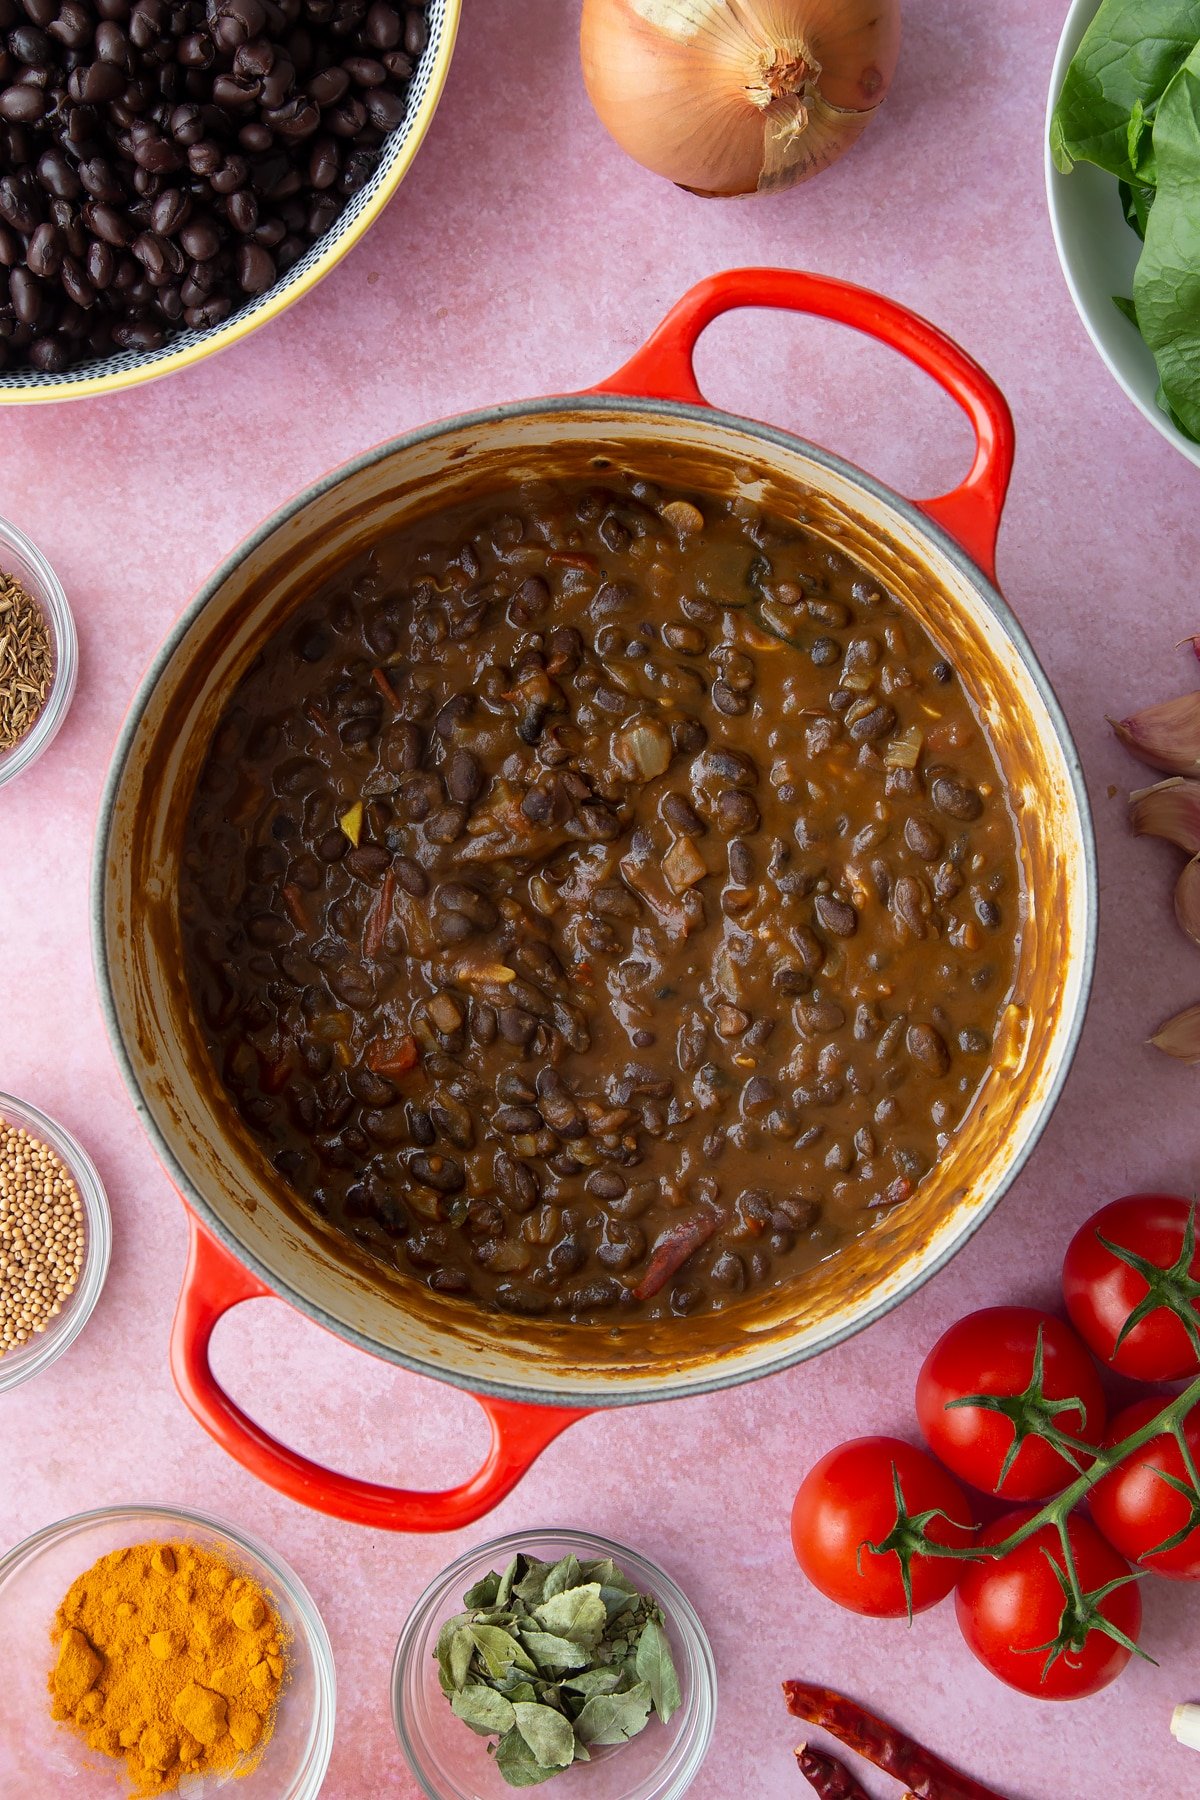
top-left (0, 516), bottom-right (77, 789)
top-left (0, 572), bottom-right (53, 754)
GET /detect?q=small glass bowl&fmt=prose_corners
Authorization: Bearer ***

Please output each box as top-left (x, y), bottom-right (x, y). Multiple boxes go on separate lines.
top-left (0, 1503), bottom-right (335, 1796)
top-left (0, 514), bottom-right (77, 789)
top-left (392, 1528), bottom-right (717, 1800)
top-left (0, 1091), bottom-right (111, 1394)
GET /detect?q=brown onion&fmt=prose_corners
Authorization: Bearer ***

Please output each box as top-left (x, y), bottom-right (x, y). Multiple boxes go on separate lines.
top-left (580, 0), bottom-right (901, 198)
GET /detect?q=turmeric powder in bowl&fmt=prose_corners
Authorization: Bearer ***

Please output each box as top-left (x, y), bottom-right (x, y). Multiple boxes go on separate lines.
top-left (48, 1539), bottom-right (287, 1795)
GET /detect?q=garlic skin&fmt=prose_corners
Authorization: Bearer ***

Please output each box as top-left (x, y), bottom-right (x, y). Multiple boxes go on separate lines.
top-left (1112, 691), bottom-right (1200, 774)
top-left (1177, 858), bottom-right (1200, 951)
top-left (580, 0), bottom-right (901, 198)
top-left (1150, 1003), bottom-right (1200, 1063)
top-left (1129, 778), bottom-right (1200, 855)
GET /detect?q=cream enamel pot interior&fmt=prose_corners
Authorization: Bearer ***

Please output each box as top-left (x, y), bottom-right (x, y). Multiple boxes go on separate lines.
top-left (94, 269), bottom-right (1096, 1531)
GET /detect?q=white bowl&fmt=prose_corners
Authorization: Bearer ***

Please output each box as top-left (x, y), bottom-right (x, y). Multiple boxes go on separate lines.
top-left (1045, 0), bottom-right (1200, 469)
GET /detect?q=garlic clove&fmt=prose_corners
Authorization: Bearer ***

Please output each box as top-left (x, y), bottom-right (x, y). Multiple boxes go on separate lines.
top-left (1129, 778), bottom-right (1200, 854)
top-left (1171, 1703), bottom-right (1200, 1750)
top-left (1176, 857), bottom-right (1200, 949)
top-left (1111, 691), bottom-right (1200, 774)
top-left (1149, 1002), bottom-right (1200, 1062)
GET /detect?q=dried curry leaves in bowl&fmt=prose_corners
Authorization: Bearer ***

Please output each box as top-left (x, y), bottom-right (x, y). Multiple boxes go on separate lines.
top-left (436, 1550), bottom-right (682, 1787)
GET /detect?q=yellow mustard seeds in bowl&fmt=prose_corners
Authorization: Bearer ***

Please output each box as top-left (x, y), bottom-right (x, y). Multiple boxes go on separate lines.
top-left (0, 1093), bottom-right (110, 1393)
top-left (0, 1506), bottom-right (334, 1798)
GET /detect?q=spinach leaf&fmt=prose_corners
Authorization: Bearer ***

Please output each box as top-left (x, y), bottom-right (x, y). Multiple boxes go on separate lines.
top-left (1119, 177), bottom-right (1156, 239)
top-left (1050, 0), bottom-right (1200, 180)
top-left (1133, 47), bottom-right (1200, 439)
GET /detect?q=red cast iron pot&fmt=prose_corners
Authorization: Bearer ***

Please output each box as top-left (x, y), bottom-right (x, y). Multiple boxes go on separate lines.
top-left (93, 269), bottom-right (1096, 1531)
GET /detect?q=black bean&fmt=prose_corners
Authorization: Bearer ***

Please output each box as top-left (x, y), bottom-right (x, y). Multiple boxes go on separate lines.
top-left (443, 747), bottom-right (482, 804)
top-left (26, 221), bottom-right (61, 278)
top-left (408, 1152), bottom-right (464, 1193)
top-left (494, 1152), bottom-right (539, 1213)
top-left (796, 996), bottom-right (845, 1034)
top-left (709, 1251), bottom-right (745, 1292)
top-left (236, 241), bottom-right (275, 292)
top-left (904, 816), bottom-right (942, 860)
top-left (847, 702), bottom-right (897, 743)
top-left (494, 1105), bottom-right (542, 1134)
top-left (728, 839), bottom-right (754, 885)
top-left (715, 789), bottom-right (759, 834)
top-left (436, 881), bottom-right (496, 929)
top-left (566, 1277), bottom-right (623, 1313)
top-left (663, 621), bottom-right (706, 654)
top-left (906, 1023), bottom-right (950, 1075)
top-left (930, 775), bottom-right (983, 821)
top-left (495, 1280), bottom-right (551, 1317)
top-left (814, 893), bottom-right (857, 937)
top-left (712, 679), bottom-right (749, 716)
top-left (425, 803), bottom-right (467, 844)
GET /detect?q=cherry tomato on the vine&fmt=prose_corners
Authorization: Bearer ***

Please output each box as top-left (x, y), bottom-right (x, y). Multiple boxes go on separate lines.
top-left (1062, 1194), bottom-right (1200, 1381)
top-left (915, 1306), bottom-right (1106, 1501)
top-left (1090, 1398), bottom-right (1200, 1580)
top-left (791, 1436), bottom-right (975, 1618)
top-left (955, 1509), bottom-right (1142, 1700)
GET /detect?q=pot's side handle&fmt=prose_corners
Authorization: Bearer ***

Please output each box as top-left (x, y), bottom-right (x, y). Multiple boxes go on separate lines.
top-left (590, 267), bottom-right (1015, 586)
top-left (171, 1213), bottom-right (590, 1531)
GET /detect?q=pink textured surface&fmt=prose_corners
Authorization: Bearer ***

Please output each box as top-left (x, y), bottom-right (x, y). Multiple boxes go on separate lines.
top-left (1, 2), bottom-right (1198, 1795)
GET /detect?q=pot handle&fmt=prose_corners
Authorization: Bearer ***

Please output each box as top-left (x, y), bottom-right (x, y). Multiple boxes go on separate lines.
top-left (590, 267), bottom-right (1015, 585)
top-left (170, 1213), bottom-right (590, 1531)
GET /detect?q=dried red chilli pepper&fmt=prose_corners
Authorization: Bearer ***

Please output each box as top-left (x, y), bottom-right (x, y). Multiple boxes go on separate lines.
top-left (372, 666), bottom-right (402, 709)
top-left (633, 1209), bottom-right (722, 1300)
top-left (281, 883), bottom-right (309, 932)
top-left (783, 1684), bottom-right (1009, 1800)
top-left (363, 869), bottom-right (395, 959)
top-left (796, 1743), bottom-right (872, 1799)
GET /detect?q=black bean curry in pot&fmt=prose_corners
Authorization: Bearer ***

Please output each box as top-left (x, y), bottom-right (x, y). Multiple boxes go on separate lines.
top-left (181, 472), bottom-right (1022, 1327)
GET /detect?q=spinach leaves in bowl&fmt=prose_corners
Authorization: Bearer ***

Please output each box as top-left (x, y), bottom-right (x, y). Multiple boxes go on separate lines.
top-left (1051, 0), bottom-right (1200, 443)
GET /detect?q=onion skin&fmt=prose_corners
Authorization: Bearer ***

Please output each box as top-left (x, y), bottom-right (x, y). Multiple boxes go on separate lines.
top-left (580, 0), bottom-right (901, 199)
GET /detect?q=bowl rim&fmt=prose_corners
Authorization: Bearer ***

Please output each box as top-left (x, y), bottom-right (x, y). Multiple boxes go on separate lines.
top-left (0, 0), bottom-right (462, 407)
top-left (390, 1525), bottom-right (717, 1800)
top-left (0, 1500), bottom-right (337, 1798)
top-left (1043, 0), bottom-right (1200, 470)
top-left (0, 1090), bottom-right (111, 1392)
top-left (0, 516), bottom-right (78, 789)
top-left (91, 391), bottom-right (1099, 1409)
